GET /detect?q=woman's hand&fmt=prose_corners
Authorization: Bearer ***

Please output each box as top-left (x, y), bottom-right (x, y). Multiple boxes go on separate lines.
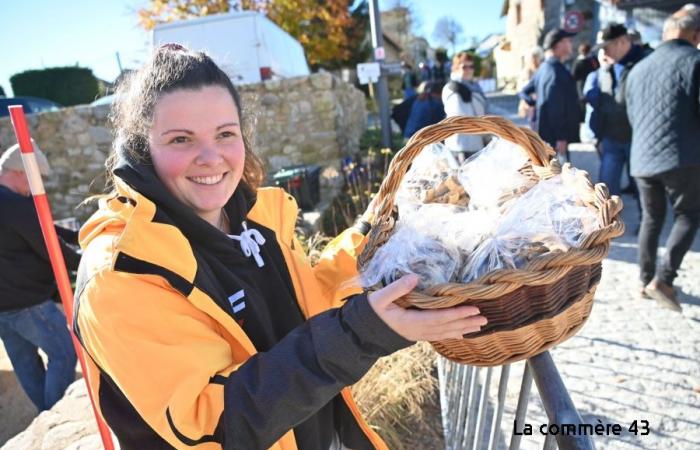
top-left (368, 274), bottom-right (487, 342)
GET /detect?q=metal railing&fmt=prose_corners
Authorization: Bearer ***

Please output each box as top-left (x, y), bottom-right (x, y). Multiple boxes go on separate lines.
top-left (439, 351), bottom-right (595, 450)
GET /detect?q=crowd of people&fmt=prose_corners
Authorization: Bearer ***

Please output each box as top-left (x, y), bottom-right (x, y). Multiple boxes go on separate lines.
top-left (518, 4), bottom-right (700, 313)
top-left (393, 51), bottom-right (490, 162)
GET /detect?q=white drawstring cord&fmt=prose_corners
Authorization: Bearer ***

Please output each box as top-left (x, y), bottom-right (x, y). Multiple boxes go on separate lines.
top-left (228, 221), bottom-right (266, 267)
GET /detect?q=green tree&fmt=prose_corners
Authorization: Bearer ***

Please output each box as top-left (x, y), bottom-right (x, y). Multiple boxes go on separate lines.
top-left (0, 85), bottom-right (5, 97)
top-left (10, 67), bottom-right (99, 106)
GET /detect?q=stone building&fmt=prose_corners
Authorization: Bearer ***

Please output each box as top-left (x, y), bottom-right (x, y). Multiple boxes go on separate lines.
top-left (600, 0), bottom-right (690, 46)
top-left (495, 0), bottom-right (597, 90)
top-left (380, 7), bottom-right (432, 66)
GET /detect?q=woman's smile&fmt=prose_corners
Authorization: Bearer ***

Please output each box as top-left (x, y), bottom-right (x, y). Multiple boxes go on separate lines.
top-left (188, 172), bottom-right (227, 185)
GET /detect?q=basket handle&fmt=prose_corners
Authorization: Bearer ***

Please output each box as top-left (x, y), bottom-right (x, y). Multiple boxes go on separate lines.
top-left (370, 115), bottom-right (554, 230)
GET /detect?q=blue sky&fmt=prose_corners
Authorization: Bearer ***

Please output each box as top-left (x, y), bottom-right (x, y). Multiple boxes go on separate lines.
top-left (1, 0), bottom-right (504, 97)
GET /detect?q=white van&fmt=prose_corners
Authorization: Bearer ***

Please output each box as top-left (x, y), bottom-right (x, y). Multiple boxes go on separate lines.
top-left (152, 12), bottom-right (310, 85)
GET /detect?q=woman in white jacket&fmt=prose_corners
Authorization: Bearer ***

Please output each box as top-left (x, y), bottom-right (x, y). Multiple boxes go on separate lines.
top-left (442, 52), bottom-right (488, 162)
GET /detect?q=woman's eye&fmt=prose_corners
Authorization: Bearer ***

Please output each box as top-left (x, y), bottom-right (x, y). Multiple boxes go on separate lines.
top-left (169, 136), bottom-right (190, 144)
top-left (218, 130), bottom-right (236, 139)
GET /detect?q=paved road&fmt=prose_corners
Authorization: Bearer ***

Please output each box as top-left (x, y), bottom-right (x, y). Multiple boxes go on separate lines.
top-left (482, 93), bottom-right (700, 450)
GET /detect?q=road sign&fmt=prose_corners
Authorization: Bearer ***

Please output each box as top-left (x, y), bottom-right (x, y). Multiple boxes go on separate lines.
top-left (357, 62), bottom-right (381, 85)
top-left (380, 62), bottom-right (403, 75)
top-left (563, 10), bottom-right (585, 33)
top-left (374, 46), bottom-right (385, 61)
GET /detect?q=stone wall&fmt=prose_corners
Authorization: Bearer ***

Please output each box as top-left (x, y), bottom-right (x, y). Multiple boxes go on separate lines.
top-left (0, 73), bottom-right (366, 221)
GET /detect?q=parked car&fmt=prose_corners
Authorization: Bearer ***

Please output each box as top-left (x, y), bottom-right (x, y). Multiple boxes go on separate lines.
top-left (90, 94), bottom-right (116, 106)
top-left (152, 12), bottom-right (310, 84)
top-left (0, 96), bottom-right (62, 117)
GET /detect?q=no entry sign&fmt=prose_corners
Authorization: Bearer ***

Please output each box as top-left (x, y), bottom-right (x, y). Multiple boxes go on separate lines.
top-left (563, 10), bottom-right (584, 33)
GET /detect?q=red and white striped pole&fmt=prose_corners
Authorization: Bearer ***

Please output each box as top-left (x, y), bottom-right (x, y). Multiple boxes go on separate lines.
top-left (8, 105), bottom-right (115, 450)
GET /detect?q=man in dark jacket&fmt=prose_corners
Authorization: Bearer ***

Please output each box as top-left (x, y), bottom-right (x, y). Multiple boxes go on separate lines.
top-left (519, 28), bottom-right (581, 162)
top-left (572, 43), bottom-right (600, 106)
top-left (0, 143), bottom-right (79, 410)
top-left (586, 23), bottom-right (651, 196)
top-left (625, 5), bottom-right (700, 312)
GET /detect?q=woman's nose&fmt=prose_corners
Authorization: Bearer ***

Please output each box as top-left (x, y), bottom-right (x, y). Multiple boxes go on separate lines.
top-left (195, 143), bottom-right (223, 165)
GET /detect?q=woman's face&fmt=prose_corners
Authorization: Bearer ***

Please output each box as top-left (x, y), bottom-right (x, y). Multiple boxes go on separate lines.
top-left (148, 86), bottom-right (245, 226)
top-left (458, 61), bottom-right (475, 81)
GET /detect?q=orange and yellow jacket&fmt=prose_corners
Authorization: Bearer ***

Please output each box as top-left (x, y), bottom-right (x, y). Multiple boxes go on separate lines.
top-left (74, 176), bottom-right (411, 450)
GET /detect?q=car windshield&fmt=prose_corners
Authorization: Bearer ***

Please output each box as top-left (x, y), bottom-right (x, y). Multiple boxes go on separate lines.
top-left (26, 98), bottom-right (60, 113)
top-left (0, 97), bottom-right (60, 117)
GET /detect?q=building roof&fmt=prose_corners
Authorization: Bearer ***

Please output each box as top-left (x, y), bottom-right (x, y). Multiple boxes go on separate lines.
top-left (476, 33), bottom-right (505, 57)
top-left (608, 0), bottom-right (687, 10)
top-left (381, 32), bottom-right (402, 52)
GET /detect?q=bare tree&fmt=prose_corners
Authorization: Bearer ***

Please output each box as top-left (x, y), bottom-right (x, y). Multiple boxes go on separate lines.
top-left (432, 16), bottom-right (464, 54)
top-left (384, 0), bottom-right (422, 33)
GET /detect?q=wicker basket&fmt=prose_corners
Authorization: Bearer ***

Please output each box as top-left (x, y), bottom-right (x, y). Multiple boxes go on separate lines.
top-left (358, 115), bottom-right (625, 367)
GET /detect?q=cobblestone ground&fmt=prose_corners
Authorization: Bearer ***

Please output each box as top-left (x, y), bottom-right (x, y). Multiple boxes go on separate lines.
top-left (460, 95), bottom-right (700, 450)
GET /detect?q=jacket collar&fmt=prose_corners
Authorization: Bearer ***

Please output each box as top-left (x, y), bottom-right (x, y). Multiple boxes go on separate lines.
top-left (660, 38), bottom-right (696, 49)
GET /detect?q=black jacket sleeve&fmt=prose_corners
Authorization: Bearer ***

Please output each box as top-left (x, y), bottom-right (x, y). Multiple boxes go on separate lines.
top-left (223, 293), bottom-right (412, 450)
top-left (518, 77), bottom-right (536, 107)
top-left (13, 198), bottom-right (82, 271)
top-left (55, 225), bottom-right (79, 245)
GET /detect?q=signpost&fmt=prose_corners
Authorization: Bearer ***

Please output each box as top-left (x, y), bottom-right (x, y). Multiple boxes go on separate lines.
top-left (356, 62), bottom-right (381, 85)
top-left (356, 61), bottom-right (404, 85)
top-left (368, 0), bottom-right (392, 150)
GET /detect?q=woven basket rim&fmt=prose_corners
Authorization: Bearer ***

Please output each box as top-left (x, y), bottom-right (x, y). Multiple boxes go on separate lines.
top-left (358, 115), bottom-right (625, 306)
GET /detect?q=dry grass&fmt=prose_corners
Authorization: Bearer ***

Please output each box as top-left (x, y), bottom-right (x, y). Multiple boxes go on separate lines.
top-left (302, 232), bottom-right (333, 267)
top-left (351, 342), bottom-right (444, 450)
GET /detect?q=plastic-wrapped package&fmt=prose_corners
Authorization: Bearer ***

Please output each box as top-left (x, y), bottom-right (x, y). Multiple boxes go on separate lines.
top-left (458, 138), bottom-right (535, 210)
top-left (460, 174), bottom-right (600, 283)
top-left (396, 142), bottom-right (460, 207)
top-left (360, 203), bottom-right (463, 290)
top-left (442, 208), bottom-right (501, 256)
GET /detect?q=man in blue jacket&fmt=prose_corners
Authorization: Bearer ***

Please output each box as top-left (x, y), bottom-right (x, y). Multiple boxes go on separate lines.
top-left (625, 5), bottom-right (700, 312)
top-left (519, 28), bottom-right (581, 161)
top-left (585, 24), bottom-right (650, 197)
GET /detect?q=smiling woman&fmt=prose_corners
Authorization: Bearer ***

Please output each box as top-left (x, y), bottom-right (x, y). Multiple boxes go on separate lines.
top-left (148, 87), bottom-right (245, 228)
top-left (73, 45), bottom-right (486, 450)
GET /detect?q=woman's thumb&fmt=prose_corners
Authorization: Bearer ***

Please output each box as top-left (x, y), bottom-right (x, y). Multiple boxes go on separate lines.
top-left (369, 274), bottom-right (419, 308)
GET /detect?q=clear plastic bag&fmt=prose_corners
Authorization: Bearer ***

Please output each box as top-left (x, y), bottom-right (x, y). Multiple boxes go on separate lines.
top-left (442, 208), bottom-right (501, 256)
top-left (460, 173), bottom-right (601, 283)
top-left (396, 142), bottom-right (460, 207)
top-left (360, 203), bottom-right (463, 290)
top-left (458, 138), bottom-right (535, 210)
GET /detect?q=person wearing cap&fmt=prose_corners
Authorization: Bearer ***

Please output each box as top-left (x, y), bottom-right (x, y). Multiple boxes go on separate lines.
top-left (0, 142), bottom-right (79, 411)
top-left (519, 28), bottom-right (581, 161)
top-left (624, 4), bottom-right (700, 312)
top-left (584, 23), bottom-right (651, 199)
